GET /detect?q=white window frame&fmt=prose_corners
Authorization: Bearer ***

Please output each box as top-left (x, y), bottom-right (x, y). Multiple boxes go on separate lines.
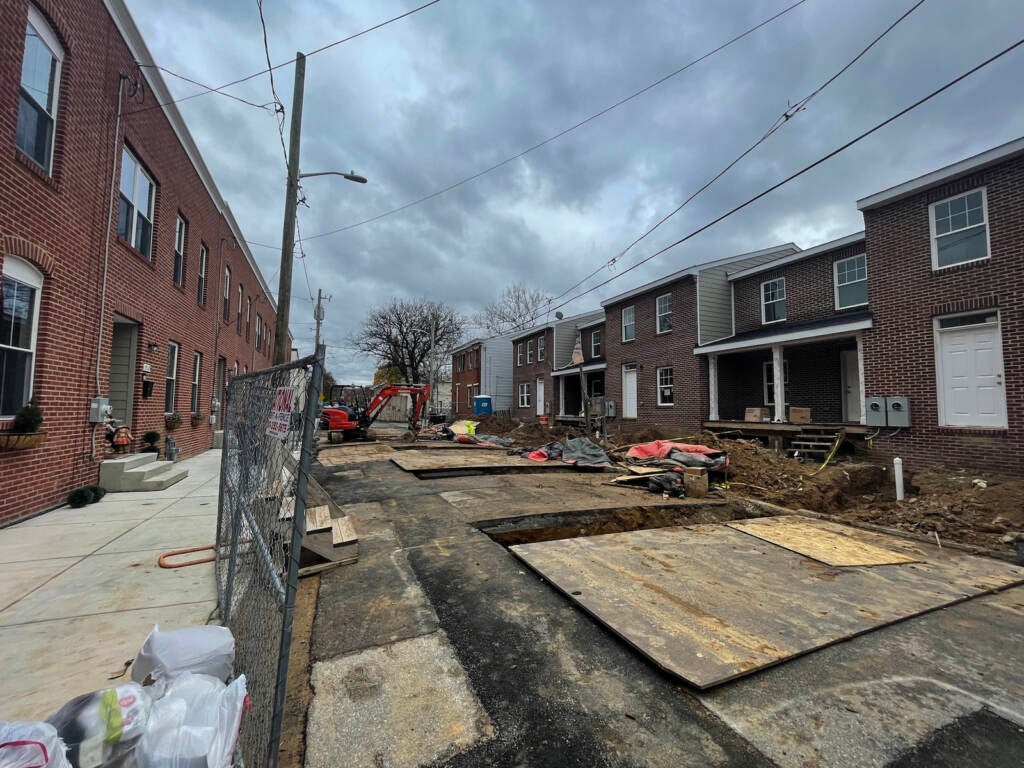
top-left (929, 187), bottom-right (990, 270)
top-left (622, 305), bottom-right (635, 342)
top-left (537, 335), bottom-right (545, 361)
top-left (17, 6), bottom-right (63, 174)
top-left (197, 244), bottom-right (208, 305)
top-left (656, 366), bottom-right (674, 406)
top-left (834, 253), bottom-right (867, 309)
top-left (118, 147), bottom-right (155, 257)
top-left (761, 278), bottom-right (787, 324)
top-left (223, 267), bottom-right (231, 322)
top-left (933, 310), bottom-right (1006, 428)
top-left (236, 284), bottom-right (243, 333)
top-left (762, 360), bottom-right (790, 406)
top-left (527, 340), bottom-right (534, 364)
top-left (591, 329), bottom-right (601, 358)
top-left (255, 313), bottom-right (262, 349)
top-left (165, 342), bottom-right (179, 414)
top-left (173, 215), bottom-right (187, 287)
top-left (656, 293), bottom-right (673, 334)
top-left (516, 343), bottom-right (523, 366)
top-left (518, 382), bottom-right (531, 408)
top-left (190, 351), bottom-right (202, 413)
top-left (246, 297), bottom-right (251, 340)
top-left (0, 256), bottom-right (43, 418)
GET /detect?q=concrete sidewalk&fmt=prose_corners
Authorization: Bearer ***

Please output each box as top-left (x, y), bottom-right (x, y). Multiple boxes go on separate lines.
top-left (0, 450), bottom-right (222, 721)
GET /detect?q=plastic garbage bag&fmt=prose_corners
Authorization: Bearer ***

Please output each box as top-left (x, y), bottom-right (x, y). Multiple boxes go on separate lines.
top-left (46, 683), bottom-right (151, 768)
top-left (131, 626), bottom-right (234, 693)
top-left (135, 673), bottom-right (246, 768)
top-left (0, 722), bottom-right (71, 768)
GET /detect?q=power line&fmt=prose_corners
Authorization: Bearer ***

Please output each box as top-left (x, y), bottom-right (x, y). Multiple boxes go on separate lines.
top-left (297, 0), bottom-right (812, 243)
top-left (257, 0), bottom-right (290, 168)
top-left (514, 35), bottom-right (1024, 329)
top-left (148, 65), bottom-right (276, 111)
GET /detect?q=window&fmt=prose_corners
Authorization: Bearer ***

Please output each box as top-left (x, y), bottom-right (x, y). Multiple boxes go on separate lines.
top-left (190, 351), bottom-right (202, 413)
top-left (467, 385), bottom-right (473, 408)
top-left (222, 267), bottom-right (231, 321)
top-left (117, 148), bottom-right (155, 257)
top-left (468, 350), bottom-right (475, 370)
top-left (456, 353), bottom-right (465, 373)
top-left (0, 257), bottom-right (43, 417)
top-left (657, 367), bottom-right (674, 406)
top-left (622, 306), bottom-right (635, 341)
top-left (590, 376), bottom-right (604, 397)
top-left (592, 329), bottom-right (602, 358)
top-left (165, 342), bottom-right (179, 413)
top-left (517, 343), bottom-right (524, 366)
top-left (537, 336), bottom-right (545, 361)
top-left (16, 7), bottom-right (63, 173)
top-left (255, 314), bottom-right (262, 350)
top-left (761, 278), bottom-right (786, 323)
top-left (236, 285), bottom-right (243, 333)
top-left (245, 297), bottom-right (251, 340)
top-left (518, 383), bottom-right (531, 408)
top-left (656, 294), bottom-right (673, 334)
top-left (930, 189), bottom-right (989, 269)
top-left (173, 215), bottom-right (187, 287)
top-left (197, 244), bottom-right (208, 305)
top-left (527, 340), bottom-right (534, 364)
top-left (762, 360), bottom-right (790, 406)
top-left (833, 254), bottom-right (867, 309)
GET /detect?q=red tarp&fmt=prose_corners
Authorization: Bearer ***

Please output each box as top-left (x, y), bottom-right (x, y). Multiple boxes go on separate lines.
top-left (625, 441), bottom-right (721, 460)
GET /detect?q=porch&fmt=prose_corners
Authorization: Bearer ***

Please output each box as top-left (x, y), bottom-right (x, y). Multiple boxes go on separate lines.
top-left (552, 362), bottom-right (606, 423)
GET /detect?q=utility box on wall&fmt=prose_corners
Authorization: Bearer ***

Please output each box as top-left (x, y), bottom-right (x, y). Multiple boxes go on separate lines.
top-left (866, 397), bottom-right (886, 427)
top-left (885, 396), bottom-right (911, 428)
top-left (88, 397), bottom-right (109, 423)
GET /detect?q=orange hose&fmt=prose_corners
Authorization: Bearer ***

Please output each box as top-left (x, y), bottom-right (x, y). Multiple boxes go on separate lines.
top-left (158, 545), bottom-right (216, 568)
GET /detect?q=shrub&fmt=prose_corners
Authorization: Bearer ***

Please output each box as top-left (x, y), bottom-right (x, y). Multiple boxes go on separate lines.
top-left (142, 431), bottom-right (161, 446)
top-left (68, 487), bottom-right (96, 508)
top-left (12, 398), bottom-right (43, 434)
top-left (87, 485), bottom-right (106, 502)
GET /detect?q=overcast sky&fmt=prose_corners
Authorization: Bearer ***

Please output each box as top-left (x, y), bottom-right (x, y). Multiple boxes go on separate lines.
top-left (124, 0), bottom-right (1024, 381)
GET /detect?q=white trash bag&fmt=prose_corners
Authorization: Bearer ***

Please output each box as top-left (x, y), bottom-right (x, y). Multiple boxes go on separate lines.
top-left (45, 683), bottom-right (151, 768)
top-left (135, 673), bottom-right (246, 768)
top-left (131, 626), bottom-right (234, 694)
top-left (0, 722), bottom-right (72, 768)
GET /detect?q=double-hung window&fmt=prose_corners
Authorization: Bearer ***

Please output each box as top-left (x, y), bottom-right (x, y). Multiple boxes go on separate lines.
top-left (656, 294), bottom-right (673, 333)
top-left (834, 254), bottom-right (867, 309)
top-left (173, 215), bottom-right (187, 287)
top-left (245, 298), bottom-right (251, 341)
top-left (165, 342), bottom-right (179, 413)
top-left (190, 352), bottom-right (202, 413)
top-left (516, 343), bottom-right (524, 366)
top-left (17, 7), bottom-right (63, 173)
top-left (537, 336), bottom-right (545, 361)
top-left (236, 285), bottom-right (243, 333)
top-left (657, 367), bottom-right (674, 406)
top-left (591, 329), bottom-right (602, 358)
top-left (0, 257), bottom-right (43, 416)
top-left (222, 268), bottom-right (231, 321)
top-left (763, 360), bottom-right (790, 406)
top-left (761, 278), bottom-right (786, 323)
top-left (255, 314), bottom-right (262, 350)
top-left (197, 244), bottom-right (208, 305)
top-left (930, 189), bottom-right (989, 269)
top-left (118, 148), bottom-right (155, 257)
top-left (527, 340), bottom-right (534, 364)
top-left (518, 383), bottom-right (531, 408)
top-left (622, 306), bottom-right (635, 342)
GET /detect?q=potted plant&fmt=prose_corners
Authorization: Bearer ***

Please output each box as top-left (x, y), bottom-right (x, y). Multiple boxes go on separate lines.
top-left (190, 411), bottom-right (206, 426)
top-left (0, 397), bottom-right (46, 451)
top-left (165, 411), bottom-right (182, 430)
top-left (141, 431), bottom-right (161, 455)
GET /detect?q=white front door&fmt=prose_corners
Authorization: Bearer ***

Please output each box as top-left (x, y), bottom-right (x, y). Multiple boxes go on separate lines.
top-left (536, 377), bottom-right (545, 416)
top-left (841, 349), bottom-right (861, 423)
top-left (937, 314), bottom-right (1006, 428)
top-left (622, 365), bottom-right (637, 418)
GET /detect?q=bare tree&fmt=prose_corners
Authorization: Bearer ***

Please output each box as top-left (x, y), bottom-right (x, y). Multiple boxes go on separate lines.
top-left (350, 299), bottom-right (465, 384)
top-left (473, 283), bottom-right (550, 335)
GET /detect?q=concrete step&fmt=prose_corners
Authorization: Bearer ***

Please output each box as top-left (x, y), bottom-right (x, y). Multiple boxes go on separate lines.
top-left (98, 452), bottom-right (158, 488)
top-left (101, 454), bottom-right (189, 492)
top-left (134, 463), bottom-right (190, 492)
top-left (212, 430), bottom-right (224, 449)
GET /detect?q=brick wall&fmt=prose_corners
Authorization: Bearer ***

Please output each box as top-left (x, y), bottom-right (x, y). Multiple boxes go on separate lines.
top-left (861, 155), bottom-right (1024, 475)
top-left (511, 328), bottom-right (554, 419)
top-left (603, 278), bottom-right (706, 435)
top-left (0, 0), bottom-right (275, 524)
top-left (450, 343), bottom-right (481, 417)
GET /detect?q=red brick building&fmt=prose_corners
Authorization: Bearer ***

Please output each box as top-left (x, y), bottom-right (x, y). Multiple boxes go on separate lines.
top-left (449, 334), bottom-right (513, 417)
top-left (0, 0), bottom-right (276, 524)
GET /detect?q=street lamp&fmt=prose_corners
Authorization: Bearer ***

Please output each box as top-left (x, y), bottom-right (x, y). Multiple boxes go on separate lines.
top-left (299, 170), bottom-right (367, 184)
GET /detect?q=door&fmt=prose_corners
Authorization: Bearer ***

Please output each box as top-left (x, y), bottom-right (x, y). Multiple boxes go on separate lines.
top-left (622, 365), bottom-right (637, 418)
top-left (938, 316), bottom-right (1006, 427)
top-left (109, 318), bottom-right (138, 426)
top-left (536, 377), bottom-right (545, 416)
top-left (841, 349), bottom-right (861, 423)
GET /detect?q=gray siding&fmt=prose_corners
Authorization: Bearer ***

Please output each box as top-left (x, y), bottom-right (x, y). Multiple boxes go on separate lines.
top-left (554, 310), bottom-right (603, 369)
top-left (481, 337), bottom-right (513, 410)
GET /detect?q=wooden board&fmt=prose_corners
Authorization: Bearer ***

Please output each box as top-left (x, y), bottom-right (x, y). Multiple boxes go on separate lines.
top-left (727, 515), bottom-right (919, 566)
top-left (390, 451), bottom-right (577, 476)
top-left (332, 516), bottom-right (357, 547)
top-left (305, 505), bottom-right (331, 533)
top-left (511, 518), bottom-right (1024, 689)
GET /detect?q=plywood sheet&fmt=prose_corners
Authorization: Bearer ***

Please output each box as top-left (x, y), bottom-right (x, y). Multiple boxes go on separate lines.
top-left (331, 516), bottom-right (357, 547)
top-left (306, 505), bottom-right (331, 533)
top-left (390, 451), bottom-right (573, 474)
top-left (727, 515), bottom-right (919, 566)
top-left (511, 519), bottom-right (1024, 689)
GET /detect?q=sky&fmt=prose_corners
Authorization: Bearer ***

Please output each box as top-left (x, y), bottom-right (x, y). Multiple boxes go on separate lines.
top-left (124, 0), bottom-right (1024, 382)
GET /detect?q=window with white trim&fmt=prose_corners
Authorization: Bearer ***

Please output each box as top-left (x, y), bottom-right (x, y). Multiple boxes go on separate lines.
top-left (516, 343), bottom-right (523, 366)
top-left (656, 294), bottom-right (673, 333)
top-left (222, 267), bottom-right (231, 321)
top-left (467, 385), bottom-right (473, 408)
top-left (622, 306), bottom-right (635, 341)
top-left (190, 351), bottom-right (202, 413)
top-left (518, 382), bottom-right (531, 408)
top-left (165, 342), bottom-right (179, 413)
top-left (197, 244), bottom-right (208, 305)
top-left (930, 189), bottom-right (989, 269)
top-left (537, 335), bottom-right (545, 361)
top-left (762, 360), bottom-right (790, 406)
top-left (255, 313), bottom-right (262, 350)
top-left (834, 254), bottom-right (867, 309)
top-left (468, 350), bottom-right (475, 369)
top-left (0, 257), bottom-right (43, 416)
top-left (657, 366), bottom-right (674, 405)
top-left (761, 278), bottom-right (786, 323)
top-left (16, 7), bottom-right (63, 173)
top-left (527, 340), bottom-right (534, 364)
top-left (591, 329), bottom-right (602, 358)
top-left (173, 215), bottom-right (187, 287)
top-left (236, 284), bottom-right (243, 333)
top-left (245, 297), bottom-right (251, 341)
top-left (118, 147), bottom-right (155, 257)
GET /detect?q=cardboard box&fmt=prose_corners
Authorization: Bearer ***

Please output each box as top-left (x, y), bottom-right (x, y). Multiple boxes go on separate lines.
top-left (683, 467), bottom-right (708, 498)
top-left (789, 407), bottom-right (812, 424)
top-left (745, 407), bottom-right (770, 422)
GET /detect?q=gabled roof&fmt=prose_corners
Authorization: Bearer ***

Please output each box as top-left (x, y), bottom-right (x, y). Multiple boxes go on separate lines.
top-left (727, 231), bottom-right (865, 281)
top-left (450, 331), bottom-right (517, 355)
top-left (856, 136), bottom-right (1024, 211)
top-left (601, 243), bottom-right (799, 308)
top-left (509, 309), bottom-right (604, 342)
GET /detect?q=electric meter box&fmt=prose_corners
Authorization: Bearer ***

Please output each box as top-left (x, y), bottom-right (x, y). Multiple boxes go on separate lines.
top-left (865, 397), bottom-right (886, 427)
top-left (885, 396), bottom-right (911, 428)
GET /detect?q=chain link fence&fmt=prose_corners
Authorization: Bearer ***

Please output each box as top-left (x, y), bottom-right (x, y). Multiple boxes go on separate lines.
top-left (215, 347), bottom-right (323, 768)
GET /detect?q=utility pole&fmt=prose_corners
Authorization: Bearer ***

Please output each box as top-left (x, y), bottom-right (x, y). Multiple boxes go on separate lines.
top-left (314, 288), bottom-right (328, 349)
top-left (428, 319), bottom-right (436, 417)
top-left (273, 52), bottom-right (306, 365)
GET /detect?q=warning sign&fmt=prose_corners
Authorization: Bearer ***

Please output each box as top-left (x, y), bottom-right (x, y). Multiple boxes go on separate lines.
top-left (266, 386), bottom-right (296, 438)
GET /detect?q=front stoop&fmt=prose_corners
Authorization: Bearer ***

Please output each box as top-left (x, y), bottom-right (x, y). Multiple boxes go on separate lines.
top-left (99, 452), bottom-right (190, 492)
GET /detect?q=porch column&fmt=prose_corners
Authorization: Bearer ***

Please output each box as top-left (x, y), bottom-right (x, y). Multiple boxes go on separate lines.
top-left (708, 354), bottom-right (719, 421)
top-left (856, 333), bottom-right (866, 425)
top-left (772, 344), bottom-right (785, 422)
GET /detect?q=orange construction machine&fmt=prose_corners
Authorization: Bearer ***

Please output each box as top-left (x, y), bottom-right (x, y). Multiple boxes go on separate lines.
top-left (320, 383), bottom-right (432, 442)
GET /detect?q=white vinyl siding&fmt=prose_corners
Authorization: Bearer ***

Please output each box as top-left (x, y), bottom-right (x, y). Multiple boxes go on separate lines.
top-left (657, 366), bottom-right (674, 406)
top-left (622, 306), bottom-right (635, 342)
top-left (656, 294), bottom-right (673, 334)
top-left (930, 188), bottom-right (989, 269)
top-left (834, 254), bottom-right (867, 309)
top-left (761, 278), bottom-right (786, 324)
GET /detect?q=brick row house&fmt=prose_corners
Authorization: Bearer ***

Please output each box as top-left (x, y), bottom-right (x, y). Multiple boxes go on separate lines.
top-left (450, 333), bottom-right (513, 417)
top-left (0, 0), bottom-right (277, 524)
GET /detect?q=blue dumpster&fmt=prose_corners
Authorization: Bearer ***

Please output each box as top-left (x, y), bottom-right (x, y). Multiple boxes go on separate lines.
top-left (473, 395), bottom-right (493, 415)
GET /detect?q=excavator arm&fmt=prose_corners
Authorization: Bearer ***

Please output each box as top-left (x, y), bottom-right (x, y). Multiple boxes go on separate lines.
top-left (361, 383), bottom-right (432, 432)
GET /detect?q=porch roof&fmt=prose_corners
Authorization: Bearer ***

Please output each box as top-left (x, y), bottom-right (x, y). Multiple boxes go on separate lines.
top-left (693, 311), bottom-right (872, 355)
top-left (551, 360), bottom-right (607, 377)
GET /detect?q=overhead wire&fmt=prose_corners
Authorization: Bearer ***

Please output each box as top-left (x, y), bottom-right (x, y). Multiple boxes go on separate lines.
top-left (146, 65), bottom-right (276, 111)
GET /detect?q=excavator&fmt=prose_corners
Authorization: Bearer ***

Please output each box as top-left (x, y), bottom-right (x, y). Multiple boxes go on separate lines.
top-left (320, 382), bottom-right (432, 442)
